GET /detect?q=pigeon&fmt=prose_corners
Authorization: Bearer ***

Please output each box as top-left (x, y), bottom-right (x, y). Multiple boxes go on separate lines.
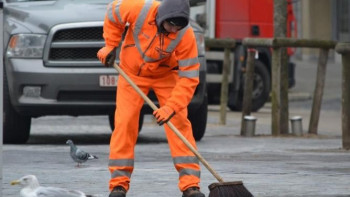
top-left (66, 139), bottom-right (98, 167)
top-left (11, 175), bottom-right (94, 197)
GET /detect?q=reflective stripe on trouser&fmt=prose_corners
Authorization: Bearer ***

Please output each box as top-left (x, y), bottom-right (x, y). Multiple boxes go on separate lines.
top-left (172, 156), bottom-right (201, 191)
top-left (109, 69), bottom-right (201, 191)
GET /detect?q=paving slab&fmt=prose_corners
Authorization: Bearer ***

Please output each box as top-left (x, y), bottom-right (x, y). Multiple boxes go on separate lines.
top-left (3, 58), bottom-right (349, 197)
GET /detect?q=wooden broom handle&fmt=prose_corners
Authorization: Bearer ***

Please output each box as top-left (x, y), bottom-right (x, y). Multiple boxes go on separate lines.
top-left (113, 63), bottom-right (224, 183)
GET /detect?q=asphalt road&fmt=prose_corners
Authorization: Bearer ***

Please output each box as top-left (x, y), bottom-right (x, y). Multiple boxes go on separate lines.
top-left (3, 58), bottom-right (350, 197)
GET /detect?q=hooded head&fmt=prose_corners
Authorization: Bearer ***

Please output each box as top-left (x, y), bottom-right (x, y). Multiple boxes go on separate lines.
top-left (156, 0), bottom-right (190, 29)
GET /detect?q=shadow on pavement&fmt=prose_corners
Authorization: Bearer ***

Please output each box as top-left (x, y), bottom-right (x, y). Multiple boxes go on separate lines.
top-left (26, 134), bottom-right (167, 145)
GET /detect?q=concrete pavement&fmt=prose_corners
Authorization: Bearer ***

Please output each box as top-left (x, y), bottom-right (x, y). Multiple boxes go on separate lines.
top-left (2, 105), bottom-right (349, 197)
top-left (2, 58), bottom-right (350, 196)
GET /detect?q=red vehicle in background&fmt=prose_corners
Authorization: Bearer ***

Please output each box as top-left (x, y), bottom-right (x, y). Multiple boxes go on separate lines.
top-left (193, 0), bottom-right (297, 111)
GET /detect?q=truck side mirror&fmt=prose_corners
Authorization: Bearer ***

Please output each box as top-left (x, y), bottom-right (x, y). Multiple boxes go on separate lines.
top-left (0, 2), bottom-right (3, 9)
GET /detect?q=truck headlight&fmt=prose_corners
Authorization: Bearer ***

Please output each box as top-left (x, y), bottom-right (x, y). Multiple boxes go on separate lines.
top-left (6, 34), bottom-right (47, 58)
top-left (195, 32), bottom-right (205, 56)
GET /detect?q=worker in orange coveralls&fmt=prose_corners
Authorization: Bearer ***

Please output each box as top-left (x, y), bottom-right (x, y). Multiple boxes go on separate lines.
top-left (97, 0), bottom-right (204, 196)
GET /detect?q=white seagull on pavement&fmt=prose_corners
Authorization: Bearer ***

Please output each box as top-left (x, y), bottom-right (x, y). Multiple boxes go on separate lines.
top-left (11, 175), bottom-right (94, 197)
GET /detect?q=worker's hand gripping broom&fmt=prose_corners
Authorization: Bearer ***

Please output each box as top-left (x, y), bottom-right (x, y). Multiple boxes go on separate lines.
top-left (113, 63), bottom-right (253, 197)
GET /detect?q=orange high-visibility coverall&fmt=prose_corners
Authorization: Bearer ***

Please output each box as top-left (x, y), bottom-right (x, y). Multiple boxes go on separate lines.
top-left (102, 0), bottom-right (201, 193)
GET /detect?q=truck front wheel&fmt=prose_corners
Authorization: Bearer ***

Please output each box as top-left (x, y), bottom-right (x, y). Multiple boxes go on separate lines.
top-left (109, 112), bottom-right (144, 132)
top-left (3, 73), bottom-right (31, 144)
top-left (229, 60), bottom-right (271, 112)
top-left (188, 96), bottom-right (208, 141)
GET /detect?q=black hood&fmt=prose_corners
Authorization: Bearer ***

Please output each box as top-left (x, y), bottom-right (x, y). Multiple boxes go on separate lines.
top-left (156, 0), bottom-right (190, 28)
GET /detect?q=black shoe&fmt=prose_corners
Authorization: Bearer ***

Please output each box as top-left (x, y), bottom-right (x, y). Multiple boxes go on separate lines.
top-left (109, 186), bottom-right (126, 197)
top-left (182, 187), bottom-right (205, 197)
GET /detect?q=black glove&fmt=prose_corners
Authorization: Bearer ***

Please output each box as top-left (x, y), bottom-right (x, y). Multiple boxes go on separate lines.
top-left (98, 46), bottom-right (117, 67)
top-left (153, 106), bottom-right (175, 126)
top-left (105, 47), bottom-right (117, 67)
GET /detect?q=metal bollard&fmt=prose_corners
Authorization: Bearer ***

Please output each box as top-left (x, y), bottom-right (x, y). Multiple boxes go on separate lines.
top-left (290, 116), bottom-right (303, 136)
top-left (244, 115), bottom-right (257, 137)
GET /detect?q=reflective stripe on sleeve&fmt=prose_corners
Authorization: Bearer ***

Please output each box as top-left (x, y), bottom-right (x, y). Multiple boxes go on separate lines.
top-left (107, 3), bottom-right (117, 24)
top-left (178, 57), bottom-right (199, 67)
top-left (114, 0), bottom-right (124, 25)
top-left (107, 1), bottom-right (124, 25)
top-left (178, 70), bottom-right (199, 78)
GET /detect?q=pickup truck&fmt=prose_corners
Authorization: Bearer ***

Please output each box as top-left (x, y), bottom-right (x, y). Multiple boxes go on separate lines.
top-left (2, 0), bottom-right (208, 144)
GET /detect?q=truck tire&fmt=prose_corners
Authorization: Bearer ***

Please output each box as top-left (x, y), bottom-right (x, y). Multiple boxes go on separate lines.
top-left (109, 112), bottom-right (144, 132)
top-left (3, 72), bottom-right (31, 144)
top-left (188, 96), bottom-right (208, 141)
top-left (228, 60), bottom-right (270, 112)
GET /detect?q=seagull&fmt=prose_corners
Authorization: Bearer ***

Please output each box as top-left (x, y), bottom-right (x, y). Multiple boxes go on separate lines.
top-left (66, 139), bottom-right (98, 167)
top-left (11, 175), bottom-right (94, 197)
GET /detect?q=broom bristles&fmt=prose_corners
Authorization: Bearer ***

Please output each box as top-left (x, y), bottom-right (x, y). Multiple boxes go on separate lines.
top-left (208, 181), bottom-right (254, 197)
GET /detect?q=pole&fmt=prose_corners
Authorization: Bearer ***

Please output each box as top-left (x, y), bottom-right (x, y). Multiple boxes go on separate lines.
top-left (280, 48), bottom-right (289, 134)
top-left (219, 47), bottom-right (231, 124)
top-left (274, 0), bottom-right (288, 135)
top-left (0, 3), bottom-right (4, 195)
top-left (335, 43), bottom-right (350, 150)
top-left (240, 49), bottom-right (256, 135)
top-left (308, 48), bottom-right (329, 134)
top-left (271, 48), bottom-right (281, 135)
top-left (341, 50), bottom-right (350, 149)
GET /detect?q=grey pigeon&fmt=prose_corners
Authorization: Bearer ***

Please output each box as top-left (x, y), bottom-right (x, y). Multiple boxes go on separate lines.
top-left (66, 139), bottom-right (98, 167)
top-left (11, 174), bottom-right (94, 197)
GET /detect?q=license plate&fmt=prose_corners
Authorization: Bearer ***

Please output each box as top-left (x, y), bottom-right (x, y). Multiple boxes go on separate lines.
top-left (99, 75), bottom-right (118, 87)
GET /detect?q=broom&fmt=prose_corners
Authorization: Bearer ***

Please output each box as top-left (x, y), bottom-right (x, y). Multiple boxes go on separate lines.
top-left (113, 63), bottom-right (254, 197)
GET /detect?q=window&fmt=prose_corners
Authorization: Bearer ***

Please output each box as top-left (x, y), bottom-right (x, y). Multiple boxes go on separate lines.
top-left (336, 0), bottom-right (350, 41)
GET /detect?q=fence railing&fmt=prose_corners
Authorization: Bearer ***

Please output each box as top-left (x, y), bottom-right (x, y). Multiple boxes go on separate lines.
top-left (243, 38), bottom-right (337, 137)
top-left (204, 38), bottom-right (349, 149)
top-left (205, 38), bottom-right (236, 124)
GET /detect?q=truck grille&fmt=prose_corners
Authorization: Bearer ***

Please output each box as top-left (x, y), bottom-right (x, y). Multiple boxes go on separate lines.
top-left (49, 48), bottom-right (100, 61)
top-left (52, 27), bottom-right (103, 41)
top-left (43, 22), bottom-right (105, 67)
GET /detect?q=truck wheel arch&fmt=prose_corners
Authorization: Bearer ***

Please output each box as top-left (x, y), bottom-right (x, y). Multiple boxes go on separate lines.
top-left (3, 71), bottom-right (31, 144)
top-left (228, 59), bottom-right (271, 112)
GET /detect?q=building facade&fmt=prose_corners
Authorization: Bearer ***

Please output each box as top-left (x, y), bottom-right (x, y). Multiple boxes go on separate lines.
top-left (296, 0), bottom-right (349, 60)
